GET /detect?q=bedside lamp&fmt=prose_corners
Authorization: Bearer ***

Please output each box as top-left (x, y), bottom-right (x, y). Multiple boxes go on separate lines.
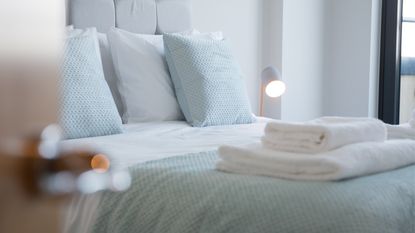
top-left (260, 66), bottom-right (286, 116)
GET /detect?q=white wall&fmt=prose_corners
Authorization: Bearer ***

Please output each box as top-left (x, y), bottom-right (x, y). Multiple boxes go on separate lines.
top-left (192, 0), bottom-right (381, 120)
top-left (281, 0), bottom-right (326, 121)
top-left (261, 0), bottom-right (284, 119)
top-left (368, 0), bottom-right (382, 118)
top-left (192, 0), bottom-right (263, 114)
top-left (277, 0), bottom-right (381, 120)
top-left (322, 0), bottom-right (381, 118)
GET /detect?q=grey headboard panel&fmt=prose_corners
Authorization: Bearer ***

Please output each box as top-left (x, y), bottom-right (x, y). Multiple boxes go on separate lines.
top-left (68, 0), bottom-right (192, 34)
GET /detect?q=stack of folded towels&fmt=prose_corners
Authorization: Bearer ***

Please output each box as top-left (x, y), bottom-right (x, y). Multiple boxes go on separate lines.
top-left (217, 117), bottom-right (415, 181)
top-left (386, 108), bottom-right (415, 140)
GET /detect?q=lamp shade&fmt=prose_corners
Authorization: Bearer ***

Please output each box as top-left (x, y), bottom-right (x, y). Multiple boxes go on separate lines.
top-left (261, 66), bottom-right (285, 98)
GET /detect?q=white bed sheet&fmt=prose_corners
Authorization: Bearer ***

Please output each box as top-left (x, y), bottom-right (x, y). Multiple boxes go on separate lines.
top-left (62, 118), bottom-right (270, 233)
top-left (61, 118), bottom-right (270, 170)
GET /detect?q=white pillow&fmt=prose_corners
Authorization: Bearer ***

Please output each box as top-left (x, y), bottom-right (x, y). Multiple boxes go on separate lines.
top-left (107, 27), bottom-right (183, 122)
top-left (97, 33), bottom-right (124, 116)
top-left (178, 29), bottom-right (224, 40)
top-left (66, 25), bottom-right (74, 31)
top-left (107, 27), bottom-right (223, 123)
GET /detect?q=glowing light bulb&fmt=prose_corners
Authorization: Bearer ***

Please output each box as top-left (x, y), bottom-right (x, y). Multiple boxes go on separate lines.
top-left (265, 80), bottom-right (286, 98)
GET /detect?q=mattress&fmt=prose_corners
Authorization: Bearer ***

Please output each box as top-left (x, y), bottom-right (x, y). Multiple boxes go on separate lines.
top-left (62, 118), bottom-right (271, 233)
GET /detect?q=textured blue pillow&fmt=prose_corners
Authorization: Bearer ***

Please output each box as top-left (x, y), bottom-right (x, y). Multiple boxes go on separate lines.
top-left (60, 28), bottom-right (123, 139)
top-left (164, 34), bottom-right (255, 127)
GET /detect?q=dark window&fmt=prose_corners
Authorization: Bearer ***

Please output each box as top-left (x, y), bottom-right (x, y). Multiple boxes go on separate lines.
top-left (378, 0), bottom-right (402, 124)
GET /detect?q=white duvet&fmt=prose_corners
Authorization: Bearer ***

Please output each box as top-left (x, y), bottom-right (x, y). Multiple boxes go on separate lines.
top-left (62, 118), bottom-right (269, 233)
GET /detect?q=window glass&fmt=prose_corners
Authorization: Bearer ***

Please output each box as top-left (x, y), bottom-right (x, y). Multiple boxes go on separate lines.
top-left (400, 0), bottom-right (415, 124)
top-left (403, 0), bottom-right (415, 18)
top-left (401, 22), bottom-right (415, 57)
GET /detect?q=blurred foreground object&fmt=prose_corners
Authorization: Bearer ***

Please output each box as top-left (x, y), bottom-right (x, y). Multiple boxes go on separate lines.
top-left (0, 0), bottom-right (64, 140)
top-left (0, 126), bottom-right (131, 233)
top-left (0, 0), bottom-right (63, 230)
top-left (0, 1), bottom-right (130, 233)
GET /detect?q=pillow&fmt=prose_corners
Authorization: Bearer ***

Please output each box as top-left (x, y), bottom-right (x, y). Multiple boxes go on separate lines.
top-left (164, 34), bottom-right (255, 127)
top-left (60, 28), bottom-right (123, 139)
top-left (107, 27), bottom-right (183, 123)
top-left (66, 28), bottom-right (124, 118)
top-left (97, 33), bottom-right (124, 116)
top-left (66, 25), bottom-right (74, 31)
top-left (106, 28), bottom-right (223, 123)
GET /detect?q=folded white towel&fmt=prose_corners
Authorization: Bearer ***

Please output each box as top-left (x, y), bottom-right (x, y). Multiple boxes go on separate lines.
top-left (262, 117), bottom-right (386, 154)
top-left (217, 140), bottom-right (415, 181)
top-left (387, 124), bottom-right (415, 140)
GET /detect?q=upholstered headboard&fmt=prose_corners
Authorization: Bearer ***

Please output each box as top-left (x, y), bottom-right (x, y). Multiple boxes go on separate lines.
top-left (67, 0), bottom-right (192, 34)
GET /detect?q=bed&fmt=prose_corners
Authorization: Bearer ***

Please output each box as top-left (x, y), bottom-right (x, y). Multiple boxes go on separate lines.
top-left (64, 1), bottom-right (415, 232)
top-left (63, 118), bottom-right (415, 233)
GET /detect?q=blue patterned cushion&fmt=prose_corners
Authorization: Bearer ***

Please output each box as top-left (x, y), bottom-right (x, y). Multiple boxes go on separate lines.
top-left (60, 28), bottom-right (123, 139)
top-left (164, 34), bottom-right (255, 127)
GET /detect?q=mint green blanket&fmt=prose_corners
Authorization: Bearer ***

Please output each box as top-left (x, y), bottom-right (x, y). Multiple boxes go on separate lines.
top-left (92, 151), bottom-right (415, 233)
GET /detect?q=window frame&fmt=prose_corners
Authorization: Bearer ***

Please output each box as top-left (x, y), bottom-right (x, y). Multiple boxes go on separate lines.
top-left (378, 0), bottom-right (403, 124)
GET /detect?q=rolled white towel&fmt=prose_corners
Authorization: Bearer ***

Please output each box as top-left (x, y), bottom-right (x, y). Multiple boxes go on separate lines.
top-left (262, 117), bottom-right (386, 154)
top-left (217, 140), bottom-right (415, 181)
top-left (387, 124), bottom-right (415, 140)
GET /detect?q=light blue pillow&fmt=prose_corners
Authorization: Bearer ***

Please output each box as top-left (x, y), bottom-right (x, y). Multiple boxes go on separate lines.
top-left (164, 34), bottom-right (255, 127)
top-left (60, 28), bottom-right (123, 139)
